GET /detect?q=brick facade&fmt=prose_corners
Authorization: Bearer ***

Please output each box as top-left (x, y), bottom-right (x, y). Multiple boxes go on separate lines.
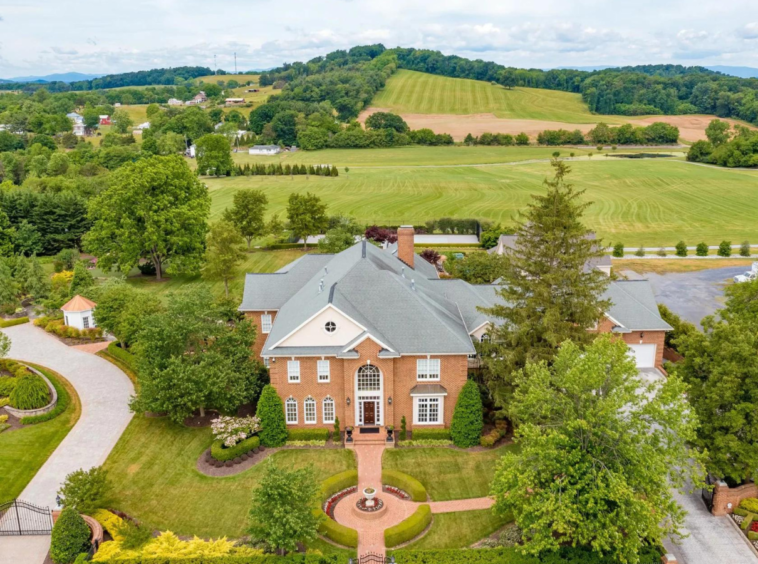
top-left (246, 311), bottom-right (277, 357)
top-left (263, 337), bottom-right (467, 430)
top-left (594, 317), bottom-right (666, 370)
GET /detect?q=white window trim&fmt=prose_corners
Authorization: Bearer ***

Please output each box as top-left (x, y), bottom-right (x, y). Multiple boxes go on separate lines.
top-left (304, 396), bottom-right (317, 425)
top-left (288, 360), bottom-right (301, 383)
top-left (263, 357), bottom-right (270, 368)
top-left (285, 397), bottom-right (298, 425)
top-left (322, 397), bottom-right (335, 424)
top-left (413, 396), bottom-right (444, 425)
top-left (261, 313), bottom-right (272, 334)
top-left (317, 359), bottom-right (331, 383)
top-left (416, 358), bottom-right (441, 381)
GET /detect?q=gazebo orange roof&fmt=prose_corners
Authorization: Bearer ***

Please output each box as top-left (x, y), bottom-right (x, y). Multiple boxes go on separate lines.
top-left (61, 295), bottom-right (97, 312)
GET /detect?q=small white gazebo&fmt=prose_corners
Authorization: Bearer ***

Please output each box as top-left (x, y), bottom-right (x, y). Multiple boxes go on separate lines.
top-left (61, 295), bottom-right (97, 330)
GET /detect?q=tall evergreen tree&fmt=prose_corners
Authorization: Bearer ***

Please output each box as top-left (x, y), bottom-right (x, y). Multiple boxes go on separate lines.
top-left (482, 159), bottom-right (610, 404)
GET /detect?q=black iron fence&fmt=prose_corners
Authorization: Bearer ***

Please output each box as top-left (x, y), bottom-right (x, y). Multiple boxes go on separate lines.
top-left (0, 499), bottom-right (53, 535)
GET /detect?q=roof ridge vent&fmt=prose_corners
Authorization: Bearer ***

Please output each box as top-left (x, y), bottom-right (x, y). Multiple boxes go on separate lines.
top-left (402, 266), bottom-right (405, 279)
top-left (319, 277), bottom-right (324, 293)
top-left (411, 278), bottom-right (415, 291)
top-left (324, 266), bottom-right (328, 275)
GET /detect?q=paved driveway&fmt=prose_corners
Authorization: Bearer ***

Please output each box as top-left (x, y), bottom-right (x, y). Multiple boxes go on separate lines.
top-left (664, 487), bottom-right (757, 564)
top-left (622, 266), bottom-right (745, 327)
top-left (1, 323), bottom-right (134, 507)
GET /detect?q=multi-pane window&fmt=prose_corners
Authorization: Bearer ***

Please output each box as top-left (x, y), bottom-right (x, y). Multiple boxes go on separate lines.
top-left (263, 357), bottom-right (270, 368)
top-left (323, 397), bottom-right (335, 424)
top-left (416, 359), bottom-right (441, 381)
top-left (317, 360), bottom-right (330, 382)
top-left (83, 316), bottom-right (90, 329)
top-left (285, 398), bottom-right (298, 424)
top-left (304, 397), bottom-right (317, 424)
top-left (261, 314), bottom-right (272, 333)
top-left (288, 360), bottom-right (301, 383)
top-left (357, 365), bottom-right (381, 391)
top-left (415, 397), bottom-right (442, 424)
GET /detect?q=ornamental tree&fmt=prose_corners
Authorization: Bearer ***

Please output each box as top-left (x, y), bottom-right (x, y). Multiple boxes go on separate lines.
top-left (256, 385), bottom-right (287, 447)
top-left (222, 189), bottom-right (268, 249)
top-left (481, 160), bottom-right (610, 405)
top-left (248, 459), bottom-right (322, 555)
top-left (491, 335), bottom-right (703, 564)
top-left (202, 220), bottom-right (246, 296)
top-left (57, 466), bottom-right (109, 515)
top-left (287, 192), bottom-right (328, 250)
top-left (84, 155), bottom-right (210, 280)
top-left (450, 379), bottom-right (483, 447)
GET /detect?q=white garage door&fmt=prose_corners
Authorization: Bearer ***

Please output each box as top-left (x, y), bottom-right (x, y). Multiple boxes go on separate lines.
top-left (628, 344), bottom-right (656, 368)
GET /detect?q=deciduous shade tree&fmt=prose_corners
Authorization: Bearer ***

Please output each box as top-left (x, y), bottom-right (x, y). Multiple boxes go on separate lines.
top-left (317, 227), bottom-right (356, 254)
top-left (0, 210), bottom-right (14, 257)
top-left (481, 160), bottom-right (610, 404)
top-left (365, 112), bottom-right (409, 133)
top-left (131, 288), bottom-right (266, 423)
top-left (256, 385), bottom-right (287, 447)
top-left (57, 466), bottom-right (109, 515)
top-left (287, 192), bottom-right (328, 250)
top-left (14, 220), bottom-right (43, 256)
top-left (222, 189), bottom-right (268, 249)
top-left (50, 507), bottom-right (91, 564)
top-left (447, 252), bottom-right (507, 284)
top-left (202, 220), bottom-right (246, 296)
top-left (673, 279), bottom-right (758, 484)
top-left (69, 261), bottom-right (94, 297)
top-left (450, 380), bottom-right (484, 448)
top-left (111, 110), bottom-right (133, 134)
top-left (492, 335), bottom-right (703, 564)
top-left (84, 155), bottom-right (210, 280)
top-left (90, 281), bottom-right (162, 349)
top-left (248, 459), bottom-right (322, 555)
top-left (195, 134), bottom-right (234, 176)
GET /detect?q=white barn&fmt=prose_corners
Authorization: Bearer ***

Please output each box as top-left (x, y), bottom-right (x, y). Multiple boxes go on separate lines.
top-left (61, 295), bottom-right (97, 331)
top-left (249, 145), bottom-right (281, 156)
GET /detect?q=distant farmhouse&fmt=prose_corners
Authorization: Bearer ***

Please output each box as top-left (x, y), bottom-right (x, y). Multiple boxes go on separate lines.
top-left (225, 98), bottom-right (245, 105)
top-left (67, 112), bottom-right (86, 136)
top-left (186, 91), bottom-right (207, 105)
top-left (99, 115), bottom-right (111, 126)
top-left (249, 145), bottom-right (282, 156)
top-left (167, 98), bottom-right (183, 106)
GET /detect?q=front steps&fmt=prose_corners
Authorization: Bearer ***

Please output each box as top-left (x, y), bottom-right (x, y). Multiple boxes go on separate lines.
top-left (345, 426), bottom-right (395, 448)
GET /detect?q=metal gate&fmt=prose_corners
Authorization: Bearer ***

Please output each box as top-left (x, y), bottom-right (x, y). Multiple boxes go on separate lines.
top-left (701, 474), bottom-right (715, 512)
top-left (0, 499), bottom-right (54, 535)
top-left (352, 554), bottom-right (395, 564)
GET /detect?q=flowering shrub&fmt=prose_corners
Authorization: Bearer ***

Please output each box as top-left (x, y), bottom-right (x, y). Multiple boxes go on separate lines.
top-left (751, 520), bottom-right (758, 533)
top-left (211, 415), bottom-right (261, 447)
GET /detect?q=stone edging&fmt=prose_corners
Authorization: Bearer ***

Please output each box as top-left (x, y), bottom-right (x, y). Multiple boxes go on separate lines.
top-left (726, 512), bottom-right (758, 559)
top-left (4, 364), bottom-right (58, 419)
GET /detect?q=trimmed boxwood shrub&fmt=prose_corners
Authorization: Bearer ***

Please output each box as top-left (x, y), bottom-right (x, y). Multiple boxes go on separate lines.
top-left (390, 546), bottom-right (663, 564)
top-left (385, 504), bottom-right (432, 548)
top-left (739, 497), bottom-right (758, 513)
top-left (450, 380), bottom-right (484, 447)
top-left (412, 428), bottom-right (451, 441)
top-left (10, 373), bottom-right (50, 410)
top-left (288, 428), bottom-right (329, 441)
top-left (315, 508), bottom-right (358, 547)
top-left (382, 469), bottom-right (427, 502)
top-left (320, 469), bottom-right (358, 499)
top-left (256, 385), bottom-right (287, 447)
top-left (106, 341), bottom-right (137, 370)
top-left (50, 507), bottom-right (91, 564)
top-left (0, 316), bottom-right (29, 328)
top-left (211, 435), bottom-right (260, 462)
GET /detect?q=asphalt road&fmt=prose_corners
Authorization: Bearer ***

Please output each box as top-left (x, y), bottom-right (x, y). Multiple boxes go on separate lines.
top-left (621, 266), bottom-right (747, 327)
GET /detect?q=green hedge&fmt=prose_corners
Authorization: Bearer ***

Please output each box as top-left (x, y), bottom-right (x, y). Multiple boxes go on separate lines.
top-left (20, 366), bottom-right (71, 425)
top-left (739, 497), bottom-right (758, 513)
top-left (0, 316), bottom-right (29, 328)
top-left (288, 428), bottom-right (330, 441)
top-left (51, 507), bottom-right (91, 564)
top-left (411, 429), bottom-right (451, 441)
top-left (320, 469), bottom-right (358, 499)
top-left (315, 508), bottom-right (359, 548)
top-left (211, 436), bottom-right (260, 462)
top-left (740, 513), bottom-right (754, 530)
top-left (382, 470), bottom-right (427, 502)
top-left (94, 555), bottom-right (341, 564)
top-left (733, 506), bottom-right (750, 517)
top-left (106, 342), bottom-right (137, 370)
top-left (390, 546), bottom-right (663, 564)
top-left (385, 504), bottom-right (432, 548)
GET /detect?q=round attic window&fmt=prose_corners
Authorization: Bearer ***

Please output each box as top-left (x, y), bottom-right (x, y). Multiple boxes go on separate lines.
top-left (324, 321), bottom-right (337, 333)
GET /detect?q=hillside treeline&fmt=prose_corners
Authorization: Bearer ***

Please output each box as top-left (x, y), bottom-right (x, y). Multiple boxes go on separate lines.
top-left (687, 119), bottom-right (758, 167)
top-left (537, 122), bottom-right (680, 146)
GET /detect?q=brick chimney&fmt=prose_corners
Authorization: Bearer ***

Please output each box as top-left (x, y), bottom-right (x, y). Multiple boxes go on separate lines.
top-left (397, 225), bottom-right (414, 268)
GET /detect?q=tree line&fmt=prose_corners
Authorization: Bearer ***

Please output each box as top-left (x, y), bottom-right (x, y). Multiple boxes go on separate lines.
top-left (537, 122), bottom-right (680, 146)
top-left (687, 118), bottom-right (758, 167)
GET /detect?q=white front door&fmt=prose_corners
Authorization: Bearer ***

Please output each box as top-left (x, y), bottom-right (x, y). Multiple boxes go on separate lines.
top-left (628, 344), bottom-right (656, 368)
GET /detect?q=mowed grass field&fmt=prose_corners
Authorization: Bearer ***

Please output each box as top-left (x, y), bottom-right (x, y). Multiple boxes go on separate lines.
top-left (206, 157), bottom-right (758, 247)
top-left (371, 70), bottom-right (624, 123)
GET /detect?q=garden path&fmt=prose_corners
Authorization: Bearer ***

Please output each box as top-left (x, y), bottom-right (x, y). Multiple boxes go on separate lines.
top-left (1, 323), bottom-right (134, 507)
top-left (333, 444), bottom-right (495, 557)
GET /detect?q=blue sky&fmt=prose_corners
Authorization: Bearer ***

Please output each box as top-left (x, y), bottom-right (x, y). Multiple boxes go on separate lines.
top-left (1, 0), bottom-right (758, 76)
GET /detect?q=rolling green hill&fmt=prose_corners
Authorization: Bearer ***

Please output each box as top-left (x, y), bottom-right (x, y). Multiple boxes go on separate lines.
top-left (370, 70), bottom-right (621, 123)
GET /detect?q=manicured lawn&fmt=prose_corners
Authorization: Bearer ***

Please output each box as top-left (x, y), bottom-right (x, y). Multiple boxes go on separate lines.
top-left (103, 415), bottom-right (356, 538)
top-left (615, 257), bottom-right (757, 274)
top-left (402, 509), bottom-right (511, 550)
top-left (382, 444), bottom-right (518, 501)
top-left (207, 158), bottom-right (758, 246)
top-left (371, 70), bottom-right (618, 123)
top-left (0, 364), bottom-right (80, 500)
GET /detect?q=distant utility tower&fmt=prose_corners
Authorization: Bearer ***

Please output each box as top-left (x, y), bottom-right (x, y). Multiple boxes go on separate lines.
top-left (214, 55), bottom-right (217, 75)
top-left (234, 52), bottom-right (237, 74)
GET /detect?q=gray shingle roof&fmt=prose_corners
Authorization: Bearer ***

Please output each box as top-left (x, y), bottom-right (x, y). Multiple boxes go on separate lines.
top-left (603, 280), bottom-right (673, 332)
top-left (488, 233), bottom-right (612, 271)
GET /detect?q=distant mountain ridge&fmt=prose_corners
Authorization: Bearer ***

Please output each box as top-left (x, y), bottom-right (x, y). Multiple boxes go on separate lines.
top-left (557, 64), bottom-right (758, 79)
top-left (0, 72), bottom-right (104, 83)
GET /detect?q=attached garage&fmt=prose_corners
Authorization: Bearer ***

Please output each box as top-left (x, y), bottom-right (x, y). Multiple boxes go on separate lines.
top-left (628, 344), bottom-right (656, 368)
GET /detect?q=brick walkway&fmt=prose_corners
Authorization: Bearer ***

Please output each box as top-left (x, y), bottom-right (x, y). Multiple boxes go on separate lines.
top-left (71, 341), bottom-right (111, 354)
top-left (332, 444), bottom-right (494, 557)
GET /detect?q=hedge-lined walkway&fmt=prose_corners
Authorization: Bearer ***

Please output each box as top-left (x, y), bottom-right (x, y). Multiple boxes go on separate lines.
top-left (333, 444), bottom-right (495, 557)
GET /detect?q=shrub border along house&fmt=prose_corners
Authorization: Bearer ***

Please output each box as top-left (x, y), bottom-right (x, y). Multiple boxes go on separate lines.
top-left (382, 470), bottom-right (428, 502)
top-left (315, 470), bottom-right (359, 548)
top-left (385, 504), bottom-right (432, 548)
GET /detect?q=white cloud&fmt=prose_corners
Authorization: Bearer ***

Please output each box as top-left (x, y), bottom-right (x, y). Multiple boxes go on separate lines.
top-left (1, 0), bottom-right (758, 76)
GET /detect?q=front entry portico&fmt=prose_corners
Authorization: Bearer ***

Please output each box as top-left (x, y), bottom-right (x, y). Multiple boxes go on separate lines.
top-left (355, 364), bottom-right (383, 426)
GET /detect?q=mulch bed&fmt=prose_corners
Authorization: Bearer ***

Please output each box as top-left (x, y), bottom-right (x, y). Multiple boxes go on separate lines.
top-left (0, 408), bottom-right (25, 432)
top-left (183, 410), bottom-right (220, 428)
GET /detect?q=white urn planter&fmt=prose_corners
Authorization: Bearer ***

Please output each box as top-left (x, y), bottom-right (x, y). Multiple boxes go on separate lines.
top-left (363, 487), bottom-right (377, 501)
